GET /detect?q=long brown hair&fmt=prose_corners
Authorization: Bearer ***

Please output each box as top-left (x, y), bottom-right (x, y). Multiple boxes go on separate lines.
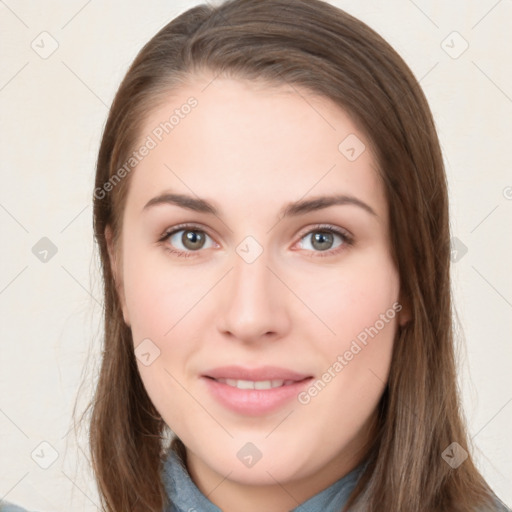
top-left (82, 0), bottom-right (501, 510)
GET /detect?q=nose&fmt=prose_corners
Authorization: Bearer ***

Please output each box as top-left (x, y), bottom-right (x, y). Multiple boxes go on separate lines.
top-left (216, 247), bottom-right (292, 344)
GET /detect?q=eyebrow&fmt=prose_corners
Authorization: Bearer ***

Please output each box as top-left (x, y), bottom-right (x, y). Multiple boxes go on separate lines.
top-left (142, 192), bottom-right (377, 218)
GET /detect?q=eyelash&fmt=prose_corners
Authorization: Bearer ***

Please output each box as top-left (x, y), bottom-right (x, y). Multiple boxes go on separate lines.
top-left (157, 223), bottom-right (354, 259)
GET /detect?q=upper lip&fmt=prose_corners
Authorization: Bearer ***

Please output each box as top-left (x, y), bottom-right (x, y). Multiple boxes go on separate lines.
top-left (202, 365), bottom-right (311, 381)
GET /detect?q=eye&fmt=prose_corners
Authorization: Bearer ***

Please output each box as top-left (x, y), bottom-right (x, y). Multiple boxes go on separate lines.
top-left (158, 224), bottom-right (216, 257)
top-left (296, 225), bottom-right (353, 257)
top-left (158, 223), bottom-right (353, 259)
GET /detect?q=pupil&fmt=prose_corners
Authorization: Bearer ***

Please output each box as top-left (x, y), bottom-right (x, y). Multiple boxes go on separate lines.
top-left (312, 231), bottom-right (332, 251)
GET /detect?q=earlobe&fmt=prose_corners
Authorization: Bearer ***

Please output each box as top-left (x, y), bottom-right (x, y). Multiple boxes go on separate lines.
top-left (397, 293), bottom-right (412, 327)
top-left (104, 225), bottom-right (131, 327)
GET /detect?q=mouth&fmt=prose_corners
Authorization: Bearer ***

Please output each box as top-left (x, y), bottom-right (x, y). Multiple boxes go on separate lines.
top-left (206, 377), bottom-right (303, 390)
top-left (201, 366), bottom-right (313, 415)
top-left (202, 365), bottom-right (312, 382)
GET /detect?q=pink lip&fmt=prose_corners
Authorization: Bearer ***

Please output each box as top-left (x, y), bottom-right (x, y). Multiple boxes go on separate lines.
top-left (202, 365), bottom-right (310, 381)
top-left (201, 366), bottom-right (313, 416)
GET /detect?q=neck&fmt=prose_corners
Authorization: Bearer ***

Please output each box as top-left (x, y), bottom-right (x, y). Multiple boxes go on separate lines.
top-left (186, 451), bottom-right (362, 512)
top-left (183, 415), bottom-right (376, 512)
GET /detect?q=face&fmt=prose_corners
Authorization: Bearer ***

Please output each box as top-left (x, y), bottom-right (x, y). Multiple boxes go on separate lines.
top-left (107, 75), bottom-right (408, 501)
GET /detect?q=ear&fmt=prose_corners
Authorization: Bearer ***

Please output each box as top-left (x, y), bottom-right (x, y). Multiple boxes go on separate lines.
top-left (397, 291), bottom-right (412, 327)
top-left (105, 225), bottom-right (131, 326)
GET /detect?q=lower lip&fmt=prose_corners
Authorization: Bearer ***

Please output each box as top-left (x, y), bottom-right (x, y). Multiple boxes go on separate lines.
top-left (202, 377), bottom-right (313, 416)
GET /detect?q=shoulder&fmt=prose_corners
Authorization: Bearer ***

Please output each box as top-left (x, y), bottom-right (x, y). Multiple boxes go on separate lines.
top-left (0, 502), bottom-right (37, 512)
top-left (483, 496), bottom-right (511, 512)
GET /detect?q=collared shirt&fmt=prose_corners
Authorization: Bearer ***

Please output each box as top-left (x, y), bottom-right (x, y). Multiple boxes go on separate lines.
top-left (1, 451), bottom-right (509, 511)
top-left (161, 448), bottom-right (511, 512)
top-left (161, 447), bottom-right (367, 512)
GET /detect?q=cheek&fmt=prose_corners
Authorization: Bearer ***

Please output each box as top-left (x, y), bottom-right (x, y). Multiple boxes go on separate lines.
top-left (298, 251), bottom-right (400, 345)
top-left (120, 249), bottom-right (205, 426)
top-left (294, 251), bottom-right (399, 407)
top-left (121, 244), bottom-right (211, 342)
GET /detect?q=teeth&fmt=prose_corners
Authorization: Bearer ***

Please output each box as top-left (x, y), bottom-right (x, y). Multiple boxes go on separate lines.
top-left (216, 379), bottom-right (292, 389)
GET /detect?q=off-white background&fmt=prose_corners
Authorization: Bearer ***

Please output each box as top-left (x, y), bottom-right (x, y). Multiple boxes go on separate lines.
top-left (1, 1), bottom-right (511, 510)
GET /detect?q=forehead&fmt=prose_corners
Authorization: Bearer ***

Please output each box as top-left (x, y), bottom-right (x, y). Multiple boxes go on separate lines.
top-left (125, 75), bottom-right (386, 221)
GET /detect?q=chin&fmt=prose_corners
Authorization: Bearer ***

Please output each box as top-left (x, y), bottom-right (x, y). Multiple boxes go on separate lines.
top-left (197, 439), bottom-right (315, 486)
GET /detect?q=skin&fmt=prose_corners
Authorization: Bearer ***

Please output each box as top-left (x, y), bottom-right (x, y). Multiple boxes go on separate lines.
top-left (106, 74), bottom-right (410, 512)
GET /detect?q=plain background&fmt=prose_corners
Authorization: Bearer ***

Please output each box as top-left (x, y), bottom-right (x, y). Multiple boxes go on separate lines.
top-left (1, 0), bottom-right (511, 510)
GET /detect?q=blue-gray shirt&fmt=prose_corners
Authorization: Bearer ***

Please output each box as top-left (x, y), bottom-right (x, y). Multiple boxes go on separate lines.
top-left (162, 448), bottom-right (367, 512)
top-left (1, 448), bottom-right (510, 511)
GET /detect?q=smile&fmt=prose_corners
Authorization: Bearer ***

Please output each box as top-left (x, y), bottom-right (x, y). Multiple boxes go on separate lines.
top-left (212, 378), bottom-right (297, 389)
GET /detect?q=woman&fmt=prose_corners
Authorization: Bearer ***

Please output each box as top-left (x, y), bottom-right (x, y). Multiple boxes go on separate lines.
top-left (2, 0), bottom-right (508, 511)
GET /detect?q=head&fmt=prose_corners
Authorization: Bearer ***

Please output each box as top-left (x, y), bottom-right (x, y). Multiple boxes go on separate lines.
top-left (88, 1), bottom-right (497, 511)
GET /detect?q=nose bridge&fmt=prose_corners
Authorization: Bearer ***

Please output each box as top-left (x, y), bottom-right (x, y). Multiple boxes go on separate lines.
top-left (232, 248), bottom-right (271, 302)
top-left (217, 242), bottom-right (290, 341)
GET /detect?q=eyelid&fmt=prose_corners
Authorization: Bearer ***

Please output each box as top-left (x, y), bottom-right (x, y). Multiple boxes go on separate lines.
top-left (294, 223), bottom-right (353, 243)
top-left (159, 223), bottom-right (353, 242)
top-left (158, 222), bottom-right (217, 243)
